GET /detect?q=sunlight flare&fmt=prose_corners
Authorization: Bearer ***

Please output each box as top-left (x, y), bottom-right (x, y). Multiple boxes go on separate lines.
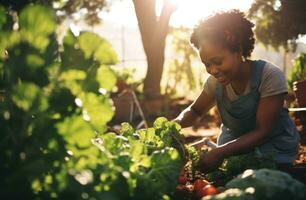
top-left (170, 0), bottom-right (254, 27)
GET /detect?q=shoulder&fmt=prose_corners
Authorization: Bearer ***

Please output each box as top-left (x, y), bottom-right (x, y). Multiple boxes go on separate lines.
top-left (203, 75), bottom-right (218, 97)
top-left (252, 59), bottom-right (283, 76)
top-left (257, 60), bottom-right (287, 98)
top-left (262, 60), bottom-right (284, 77)
top-left (261, 60), bottom-right (286, 86)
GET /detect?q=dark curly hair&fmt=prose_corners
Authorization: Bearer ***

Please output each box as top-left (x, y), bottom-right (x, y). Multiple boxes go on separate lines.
top-left (190, 10), bottom-right (255, 59)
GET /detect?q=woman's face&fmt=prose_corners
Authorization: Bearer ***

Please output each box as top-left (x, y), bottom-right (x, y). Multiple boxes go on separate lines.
top-left (199, 41), bottom-right (242, 86)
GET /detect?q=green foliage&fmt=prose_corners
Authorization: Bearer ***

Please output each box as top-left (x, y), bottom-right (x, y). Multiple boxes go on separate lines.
top-left (0, 6), bottom-right (187, 199)
top-left (12, 83), bottom-right (49, 112)
top-left (186, 146), bottom-right (200, 165)
top-left (225, 169), bottom-right (306, 200)
top-left (287, 53), bottom-right (306, 90)
top-left (205, 149), bottom-right (276, 184)
top-left (1, 0), bottom-right (109, 26)
top-left (92, 117), bottom-right (185, 200)
top-left (0, 4), bottom-right (119, 199)
top-left (97, 65), bottom-right (117, 90)
top-left (0, 6), bottom-right (6, 29)
top-left (165, 27), bottom-right (198, 96)
top-left (248, 0), bottom-right (306, 50)
top-left (203, 188), bottom-right (255, 200)
top-left (19, 5), bottom-right (56, 41)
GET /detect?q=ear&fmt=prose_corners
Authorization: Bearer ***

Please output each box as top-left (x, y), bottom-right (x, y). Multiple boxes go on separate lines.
top-left (238, 46), bottom-right (245, 62)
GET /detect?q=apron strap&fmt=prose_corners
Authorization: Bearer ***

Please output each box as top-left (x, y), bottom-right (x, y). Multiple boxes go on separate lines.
top-left (250, 60), bottom-right (266, 90)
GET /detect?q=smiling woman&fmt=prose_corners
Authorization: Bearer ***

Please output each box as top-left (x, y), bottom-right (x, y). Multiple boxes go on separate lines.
top-left (174, 9), bottom-right (301, 173)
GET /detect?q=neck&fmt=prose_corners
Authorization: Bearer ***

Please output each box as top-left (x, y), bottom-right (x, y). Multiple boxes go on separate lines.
top-left (230, 60), bottom-right (251, 93)
top-left (234, 60), bottom-right (251, 82)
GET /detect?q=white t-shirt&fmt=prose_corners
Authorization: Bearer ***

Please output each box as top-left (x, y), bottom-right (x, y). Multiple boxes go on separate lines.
top-left (203, 61), bottom-right (288, 102)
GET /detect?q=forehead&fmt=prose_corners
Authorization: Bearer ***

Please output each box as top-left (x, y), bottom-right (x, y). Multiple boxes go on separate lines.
top-left (199, 42), bottom-right (229, 61)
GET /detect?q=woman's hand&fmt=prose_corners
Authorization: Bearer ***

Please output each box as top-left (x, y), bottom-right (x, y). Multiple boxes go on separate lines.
top-left (198, 148), bottom-right (224, 172)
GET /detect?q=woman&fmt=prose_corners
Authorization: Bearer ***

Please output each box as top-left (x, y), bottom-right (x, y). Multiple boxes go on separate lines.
top-left (174, 10), bottom-right (300, 171)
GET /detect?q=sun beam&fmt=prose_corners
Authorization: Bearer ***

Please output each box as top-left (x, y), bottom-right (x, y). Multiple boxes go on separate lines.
top-left (170, 0), bottom-right (254, 28)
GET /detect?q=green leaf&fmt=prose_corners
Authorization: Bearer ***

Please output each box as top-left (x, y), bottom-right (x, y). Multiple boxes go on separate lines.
top-left (226, 169), bottom-right (306, 200)
top-left (19, 5), bottom-right (55, 51)
top-left (96, 65), bottom-right (117, 91)
top-left (61, 32), bottom-right (93, 71)
top-left (60, 70), bottom-right (87, 81)
top-left (120, 122), bottom-right (134, 137)
top-left (63, 29), bottom-right (77, 46)
top-left (78, 31), bottom-right (118, 65)
top-left (0, 32), bottom-right (21, 57)
top-left (56, 115), bottom-right (93, 148)
top-left (80, 92), bottom-right (114, 133)
top-left (19, 5), bottom-right (55, 37)
top-left (99, 133), bottom-right (129, 156)
top-left (153, 117), bottom-right (168, 130)
top-left (130, 140), bottom-right (147, 160)
top-left (0, 6), bottom-right (6, 30)
top-left (79, 32), bottom-right (103, 59)
top-left (60, 70), bottom-right (86, 95)
top-left (151, 148), bottom-right (180, 167)
top-left (135, 147), bottom-right (181, 199)
top-left (12, 82), bottom-right (48, 112)
top-left (26, 54), bottom-right (45, 68)
top-left (129, 140), bottom-right (150, 172)
top-left (81, 67), bottom-right (100, 92)
top-left (0, 62), bottom-right (3, 76)
top-left (94, 41), bottom-right (118, 65)
top-left (137, 128), bottom-right (164, 149)
top-left (72, 146), bottom-right (101, 170)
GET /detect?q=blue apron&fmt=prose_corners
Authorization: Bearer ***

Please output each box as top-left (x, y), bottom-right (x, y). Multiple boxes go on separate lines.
top-left (216, 60), bottom-right (300, 164)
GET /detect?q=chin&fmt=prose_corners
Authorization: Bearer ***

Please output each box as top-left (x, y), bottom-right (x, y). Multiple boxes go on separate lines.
top-left (218, 79), bottom-right (230, 86)
top-left (220, 82), bottom-right (230, 86)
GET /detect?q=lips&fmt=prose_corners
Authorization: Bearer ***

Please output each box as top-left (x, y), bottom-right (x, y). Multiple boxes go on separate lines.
top-left (216, 76), bottom-right (225, 82)
top-left (215, 76), bottom-right (228, 85)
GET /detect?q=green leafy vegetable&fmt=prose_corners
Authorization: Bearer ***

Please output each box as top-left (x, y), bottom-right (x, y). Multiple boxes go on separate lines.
top-left (225, 169), bottom-right (306, 200)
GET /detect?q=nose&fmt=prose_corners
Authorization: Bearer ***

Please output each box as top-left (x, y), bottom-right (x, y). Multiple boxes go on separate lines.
top-left (208, 65), bottom-right (219, 76)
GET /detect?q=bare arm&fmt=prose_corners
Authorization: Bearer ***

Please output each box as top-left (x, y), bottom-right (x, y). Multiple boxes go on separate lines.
top-left (174, 90), bottom-right (215, 128)
top-left (218, 94), bottom-right (285, 156)
top-left (200, 93), bottom-right (286, 171)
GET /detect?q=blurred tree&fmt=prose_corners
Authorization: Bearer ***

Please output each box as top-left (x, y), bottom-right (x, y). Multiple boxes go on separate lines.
top-left (133, 0), bottom-right (177, 99)
top-left (0, 0), bottom-right (109, 25)
top-left (165, 27), bottom-right (198, 97)
top-left (248, 0), bottom-right (306, 51)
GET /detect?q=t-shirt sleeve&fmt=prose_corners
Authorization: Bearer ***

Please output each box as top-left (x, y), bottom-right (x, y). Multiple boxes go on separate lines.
top-left (259, 62), bottom-right (288, 98)
top-left (203, 75), bottom-right (217, 98)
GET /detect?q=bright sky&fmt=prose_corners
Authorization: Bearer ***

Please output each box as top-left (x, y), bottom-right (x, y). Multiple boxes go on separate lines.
top-left (165, 0), bottom-right (254, 27)
top-left (99, 0), bottom-right (254, 27)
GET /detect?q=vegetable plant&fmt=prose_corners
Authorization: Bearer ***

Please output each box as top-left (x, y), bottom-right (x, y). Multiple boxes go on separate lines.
top-left (225, 169), bottom-right (306, 200)
top-left (287, 53), bottom-right (306, 90)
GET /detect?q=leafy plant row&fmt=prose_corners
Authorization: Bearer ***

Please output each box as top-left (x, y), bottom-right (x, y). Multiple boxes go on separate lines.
top-left (0, 4), bottom-right (193, 199)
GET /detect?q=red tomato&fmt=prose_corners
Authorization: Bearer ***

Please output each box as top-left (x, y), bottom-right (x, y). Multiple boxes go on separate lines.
top-left (196, 184), bottom-right (218, 198)
top-left (193, 179), bottom-right (210, 192)
top-left (178, 174), bottom-right (187, 184)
